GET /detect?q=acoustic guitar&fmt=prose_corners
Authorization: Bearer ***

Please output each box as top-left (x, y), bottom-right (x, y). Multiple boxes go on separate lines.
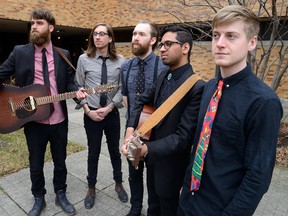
top-left (137, 105), bottom-right (154, 141)
top-left (0, 83), bottom-right (117, 134)
top-left (127, 104), bottom-right (154, 169)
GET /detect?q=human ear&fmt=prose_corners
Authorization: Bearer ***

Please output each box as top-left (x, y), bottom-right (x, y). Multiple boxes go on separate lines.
top-left (182, 42), bottom-right (190, 54)
top-left (248, 36), bottom-right (258, 51)
top-left (49, 25), bottom-right (54, 33)
top-left (150, 37), bottom-right (157, 47)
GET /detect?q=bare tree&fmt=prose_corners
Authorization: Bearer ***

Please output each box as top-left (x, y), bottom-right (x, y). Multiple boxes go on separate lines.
top-left (137, 0), bottom-right (288, 91)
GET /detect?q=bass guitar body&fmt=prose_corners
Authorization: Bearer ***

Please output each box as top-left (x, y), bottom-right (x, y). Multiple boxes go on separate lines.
top-left (0, 84), bottom-right (51, 134)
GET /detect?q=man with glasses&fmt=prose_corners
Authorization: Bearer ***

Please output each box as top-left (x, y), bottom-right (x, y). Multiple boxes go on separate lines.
top-left (75, 23), bottom-right (128, 209)
top-left (122, 24), bottom-right (205, 215)
top-left (121, 20), bottom-right (168, 216)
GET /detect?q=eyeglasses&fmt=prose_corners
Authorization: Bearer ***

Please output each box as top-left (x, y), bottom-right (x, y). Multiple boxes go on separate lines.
top-left (93, 31), bottom-right (109, 37)
top-left (158, 40), bottom-right (183, 50)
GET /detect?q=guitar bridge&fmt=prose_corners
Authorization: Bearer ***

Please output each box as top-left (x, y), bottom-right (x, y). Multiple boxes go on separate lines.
top-left (8, 98), bottom-right (16, 116)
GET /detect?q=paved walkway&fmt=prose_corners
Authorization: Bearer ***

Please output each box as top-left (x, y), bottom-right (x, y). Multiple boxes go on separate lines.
top-left (0, 99), bottom-right (287, 216)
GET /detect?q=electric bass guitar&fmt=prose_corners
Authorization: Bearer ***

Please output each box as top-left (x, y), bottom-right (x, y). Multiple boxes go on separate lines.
top-left (0, 83), bottom-right (118, 134)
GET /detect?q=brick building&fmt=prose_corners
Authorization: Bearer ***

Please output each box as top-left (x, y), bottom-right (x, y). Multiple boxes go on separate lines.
top-left (0, 0), bottom-right (287, 98)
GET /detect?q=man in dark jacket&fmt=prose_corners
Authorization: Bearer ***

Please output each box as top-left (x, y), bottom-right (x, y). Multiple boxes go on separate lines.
top-left (0, 8), bottom-right (86, 216)
top-left (122, 24), bottom-right (205, 216)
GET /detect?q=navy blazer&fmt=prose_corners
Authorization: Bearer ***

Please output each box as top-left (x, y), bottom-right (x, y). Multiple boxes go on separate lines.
top-left (127, 65), bottom-right (205, 197)
top-left (0, 43), bottom-right (78, 119)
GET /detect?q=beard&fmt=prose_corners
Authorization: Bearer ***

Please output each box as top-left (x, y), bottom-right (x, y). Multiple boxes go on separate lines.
top-left (131, 41), bottom-right (150, 56)
top-left (29, 29), bottom-right (50, 46)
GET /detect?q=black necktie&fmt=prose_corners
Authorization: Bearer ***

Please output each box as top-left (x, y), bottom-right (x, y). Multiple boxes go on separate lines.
top-left (136, 60), bottom-right (145, 99)
top-left (100, 56), bottom-right (108, 107)
top-left (41, 48), bottom-right (50, 88)
top-left (42, 48), bottom-right (54, 113)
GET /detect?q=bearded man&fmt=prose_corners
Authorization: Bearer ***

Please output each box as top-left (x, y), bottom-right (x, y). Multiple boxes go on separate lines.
top-left (120, 20), bottom-right (168, 216)
top-left (0, 8), bottom-right (87, 216)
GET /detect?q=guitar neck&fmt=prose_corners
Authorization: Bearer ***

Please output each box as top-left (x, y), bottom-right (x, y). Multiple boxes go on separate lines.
top-left (36, 91), bottom-right (77, 105)
top-left (35, 85), bottom-right (115, 105)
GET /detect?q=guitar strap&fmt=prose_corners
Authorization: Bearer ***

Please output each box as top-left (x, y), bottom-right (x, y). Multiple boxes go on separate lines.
top-left (55, 47), bottom-right (77, 71)
top-left (136, 74), bottom-right (200, 138)
top-left (128, 73), bottom-right (201, 169)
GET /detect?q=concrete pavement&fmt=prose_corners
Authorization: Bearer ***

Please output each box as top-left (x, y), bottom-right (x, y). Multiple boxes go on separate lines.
top-left (0, 99), bottom-right (288, 216)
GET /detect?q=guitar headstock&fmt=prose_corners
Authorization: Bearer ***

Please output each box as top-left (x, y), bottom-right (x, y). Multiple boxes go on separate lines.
top-left (90, 83), bottom-right (119, 94)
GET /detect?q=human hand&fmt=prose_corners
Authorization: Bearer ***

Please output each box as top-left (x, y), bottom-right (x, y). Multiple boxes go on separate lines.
top-left (121, 127), bottom-right (135, 157)
top-left (76, 88), bottom-right (88, 100)
top-left (87, 110), bottom-right (105, 122)
top-left (96, 106), bottom-right (113, 119)
top-left (121, 143), bottom-right (128, 157)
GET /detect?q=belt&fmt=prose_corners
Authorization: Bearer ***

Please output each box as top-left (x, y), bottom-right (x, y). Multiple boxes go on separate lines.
top-left (88, 106), bottom-right (118, 112)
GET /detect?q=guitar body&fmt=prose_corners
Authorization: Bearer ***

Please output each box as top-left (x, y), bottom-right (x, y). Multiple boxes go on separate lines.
top-left (0, 84), bottom-right (51, 134)
top-left (128, 105), bottom-right (154, 169)
top-left (137, 105), bottom-right (154, 141)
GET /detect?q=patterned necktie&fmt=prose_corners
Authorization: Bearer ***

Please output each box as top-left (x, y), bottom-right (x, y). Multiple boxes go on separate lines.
top-left (100, 56), bottom-right (108, 107)
top-left (135, 60), bottom-right (145, 99)
top-left (190, 79), bottom-right (224, 192)
top-left (41, 48), bottom-right (50, 88)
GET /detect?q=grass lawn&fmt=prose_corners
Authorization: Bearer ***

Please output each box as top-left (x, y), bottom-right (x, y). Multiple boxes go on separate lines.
top-left (0, 129), bottom-right (86, 177)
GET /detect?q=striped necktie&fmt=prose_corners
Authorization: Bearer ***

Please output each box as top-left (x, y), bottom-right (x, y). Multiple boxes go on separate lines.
top-left (190, 79), bottom-right (224, 192)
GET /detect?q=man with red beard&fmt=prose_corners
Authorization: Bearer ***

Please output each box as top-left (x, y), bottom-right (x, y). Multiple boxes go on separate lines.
top-left (121, 20), bottom-right (168, 216)
top-left (0, 8), bottom-right (87, 216)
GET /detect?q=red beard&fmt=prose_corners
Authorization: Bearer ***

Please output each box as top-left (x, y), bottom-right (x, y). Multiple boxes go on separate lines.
top-left (131, 42), bottom-right (150, 56)
top-left (29, 30), bottom-right (49, 46)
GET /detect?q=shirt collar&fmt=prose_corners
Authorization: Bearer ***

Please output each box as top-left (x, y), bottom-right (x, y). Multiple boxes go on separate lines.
top-left (168, 63), bottom-right (191, 81)
top-left (137, 51), bottom-right (156, 65)
top-left (217, 63), bottom-right (252, 88)
top-left (34, 41), bottom-right (53, 54)
top-left (96, 51), bottom-right (110, 59)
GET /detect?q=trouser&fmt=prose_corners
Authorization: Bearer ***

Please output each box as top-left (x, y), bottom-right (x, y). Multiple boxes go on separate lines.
top-left (84, 108), bottom-right (122, 187)
top-left (127, 158), bottom-right (145, 213)
top-left (146, 164), bottom-right (179, 216)
top-left (24, 120), bottom-right (68, 197)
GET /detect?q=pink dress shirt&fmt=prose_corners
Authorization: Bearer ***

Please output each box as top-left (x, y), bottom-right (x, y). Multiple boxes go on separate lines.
top-left (34, 42), bottom-right (65, 124)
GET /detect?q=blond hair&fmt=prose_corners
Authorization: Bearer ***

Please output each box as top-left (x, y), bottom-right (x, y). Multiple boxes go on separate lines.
top-left (212, 5), bottom-right (260, 39)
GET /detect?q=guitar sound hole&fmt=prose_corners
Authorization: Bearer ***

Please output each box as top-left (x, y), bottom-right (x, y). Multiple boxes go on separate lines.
top-left (22, 96), bottom-right (37, 111)
top-left (15, 96), bottom-right (37, 119)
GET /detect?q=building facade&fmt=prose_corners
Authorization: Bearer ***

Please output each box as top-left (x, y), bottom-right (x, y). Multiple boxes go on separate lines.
top-left (0, 0), bottom-right (287, 98)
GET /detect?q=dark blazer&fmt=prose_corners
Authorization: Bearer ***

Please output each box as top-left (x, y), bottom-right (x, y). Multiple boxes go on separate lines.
top-left (0, 43), bottom-right (78, 119)
top-left (127, 65), bottom-right (205, 197)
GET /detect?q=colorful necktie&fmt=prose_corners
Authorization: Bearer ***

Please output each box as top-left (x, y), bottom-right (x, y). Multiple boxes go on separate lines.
top-left (135, 60), bottom-right (145, 99)
top-left (190, 79), bottom-right (224, 192)
top-left (100, 56), bottom-right (108, 107)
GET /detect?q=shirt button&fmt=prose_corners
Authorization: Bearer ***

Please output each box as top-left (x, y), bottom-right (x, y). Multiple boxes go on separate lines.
top-left (226, 84), bottom-right (230, 88)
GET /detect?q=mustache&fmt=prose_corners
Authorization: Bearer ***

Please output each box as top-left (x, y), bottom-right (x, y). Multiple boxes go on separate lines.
top-left (132, 41), bottom-right (141, 46)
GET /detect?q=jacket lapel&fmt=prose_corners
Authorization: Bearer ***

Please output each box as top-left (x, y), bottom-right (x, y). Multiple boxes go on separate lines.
top-left (53, 46), bottom-right (59, 81)
top-left (28, 44), bottom-right (35, 84)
